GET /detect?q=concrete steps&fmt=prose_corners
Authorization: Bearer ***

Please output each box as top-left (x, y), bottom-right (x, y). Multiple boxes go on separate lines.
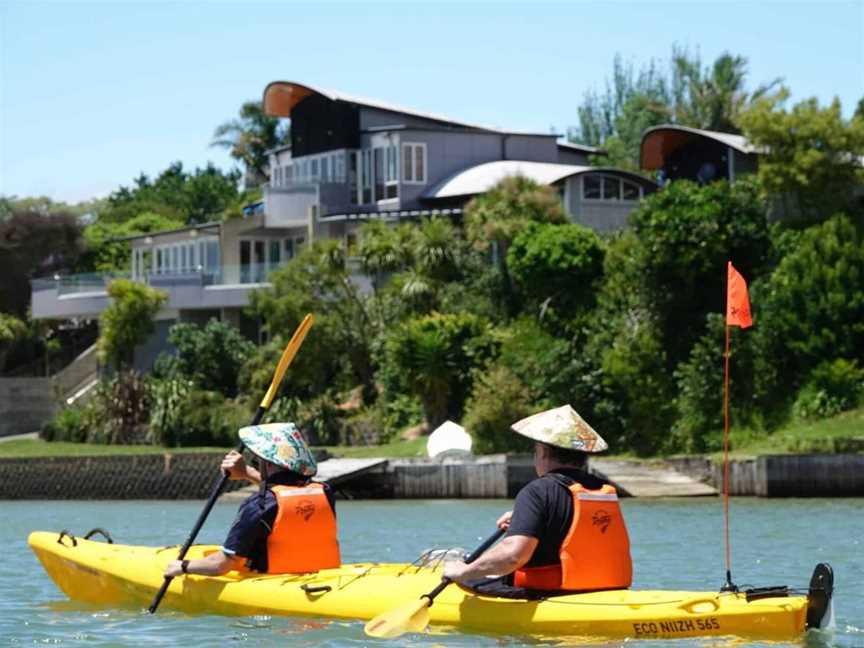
top-left (590, 459), bottom-right (717, 497)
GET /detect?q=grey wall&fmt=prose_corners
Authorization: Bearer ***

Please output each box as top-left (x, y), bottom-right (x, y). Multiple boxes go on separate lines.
top-left (0, 378), bottom-right (56, 437)
top-left (565, 175), bottom-right (646, 233)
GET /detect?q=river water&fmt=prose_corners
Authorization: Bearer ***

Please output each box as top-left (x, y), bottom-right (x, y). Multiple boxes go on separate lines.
top-left (2, 497), bottom-right (861, 647)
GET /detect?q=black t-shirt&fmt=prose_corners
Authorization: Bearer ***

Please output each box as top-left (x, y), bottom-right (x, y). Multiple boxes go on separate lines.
top-left (506, 468), bottom-right (606, 568)
top-left (221, 472), bottom-right (335, 573)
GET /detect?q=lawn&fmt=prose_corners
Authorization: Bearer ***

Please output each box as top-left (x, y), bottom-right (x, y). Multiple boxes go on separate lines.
top-left (722, 406), bottom-right (864, 457)
top-left (0, 437), bottom-right (428, 459)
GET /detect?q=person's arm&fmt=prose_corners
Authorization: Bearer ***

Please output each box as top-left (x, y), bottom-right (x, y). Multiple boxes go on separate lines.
top-left (222, 451), bottom-right (261, 485)
top-left (164, 551), bottom-right (242, 577)
top-left (443, 534), bottom-right (538, 582)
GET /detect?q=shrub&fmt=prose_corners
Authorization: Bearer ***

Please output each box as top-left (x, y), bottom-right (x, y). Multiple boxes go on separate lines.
top-left (463, 364), bottom-right (535, 454)
top-left (158, 390), bottom-right (249, 447)
top-left (384, 311), bottom-right (493, 430)
top-left (98, 279), bottom-right (167, 369)
top-left (158, 319), bottom-right (255, 397)
top-left (40, 403), bottom-right (92, 443)
top-left (98, 370), bottom-right (152, 444)
top-left (792, 359), bottom-right (864, 420)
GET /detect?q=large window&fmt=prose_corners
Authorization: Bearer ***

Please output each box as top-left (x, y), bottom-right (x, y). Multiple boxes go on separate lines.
top-left (361, 150), bottom-right (373, 204)
top-left (349, 152), bottom-right (359, 204)
top-left (402, 143), bottom-right (427, 183)
top-left (583, 175), bottom-right (642, 202)
top-left (385, 144), bottom-right (399, 199)
top-left (374, 148), bottom-right (385, 201)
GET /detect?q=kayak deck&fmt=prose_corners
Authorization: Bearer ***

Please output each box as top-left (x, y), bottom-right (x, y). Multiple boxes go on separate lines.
top-left (28, 530), bottom-right (809, 640)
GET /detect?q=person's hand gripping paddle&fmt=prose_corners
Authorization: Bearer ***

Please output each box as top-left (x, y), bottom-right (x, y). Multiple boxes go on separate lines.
top-left (364, 528), bottom-right (506, 638)
top-left (148, 314), bottom-right (314, 614)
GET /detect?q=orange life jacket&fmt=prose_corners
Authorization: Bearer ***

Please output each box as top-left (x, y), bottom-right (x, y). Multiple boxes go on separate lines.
top-left (266, 483), bottom-right (341, 574)
top-left (513, 479), bottom-right (632, 591)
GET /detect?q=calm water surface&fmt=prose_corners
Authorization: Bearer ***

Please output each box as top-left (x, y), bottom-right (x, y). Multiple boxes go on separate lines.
top-left (2, 497), bottom-right (862, 647)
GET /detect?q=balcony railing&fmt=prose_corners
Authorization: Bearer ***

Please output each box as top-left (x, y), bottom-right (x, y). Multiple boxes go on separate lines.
top-left (33, 263), bottom-right (296, 296)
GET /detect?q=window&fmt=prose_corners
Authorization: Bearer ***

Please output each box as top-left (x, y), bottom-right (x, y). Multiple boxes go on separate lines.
top-left (284, 238), bottom-right (294, 260)
top-left (285, 164), bottom-right (293, 184)
top-left (623, 181), bottom-right (641, 200)
top-left (335, 153), bottom-right (345, 182)
top-left (321, 157), bottom-right (329, 182)
top-left (269, 240), bottom-right (281, 269)
top-left (602, 177), bottom-right (620, 200)
top-left (361, 150), bottom-right (373, 204)
top-left (374, 148), bottom-right (385, 201)
top-left (385, 145), bottom-right (399, 199)
top-left (402, 143), bottom-right (426, 183)
top-left (310, 159), bottom-right (319, 181)
top-left (240, 240), bottom-right (251, 282)
top-left (349, 152), bottom-right (359, 205)
top-left (583, 176), bottom-right (602, 199)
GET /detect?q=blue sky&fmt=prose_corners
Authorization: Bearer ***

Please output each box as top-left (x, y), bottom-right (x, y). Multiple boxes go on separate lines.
top-left (1, 1), bottom-right (862, 204)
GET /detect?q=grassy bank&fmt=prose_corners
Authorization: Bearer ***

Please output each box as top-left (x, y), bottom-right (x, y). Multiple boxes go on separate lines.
top-left (725, 406), bottom-right (864, 457)
top-left (2, 408), bottom-right (860, 460)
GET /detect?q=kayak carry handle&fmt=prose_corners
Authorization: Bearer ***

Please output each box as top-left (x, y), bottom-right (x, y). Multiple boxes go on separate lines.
top-left (57, 530), bottom-right (77, 547)
top-left (300, 584), bottom-right (332, 595)
top-left (83, 528), bottom-right (114, 544)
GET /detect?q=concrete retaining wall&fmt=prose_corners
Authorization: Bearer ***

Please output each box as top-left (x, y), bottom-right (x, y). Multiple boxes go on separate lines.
top-left (671, 454), bottom-right (864, 496)
top-left (0, 453), bottom-right (246, 499)
top-left (0, 378), bottom-right (56, 438)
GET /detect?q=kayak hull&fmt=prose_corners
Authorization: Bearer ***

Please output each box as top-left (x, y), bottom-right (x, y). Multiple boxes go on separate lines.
top-left (29, 531), bottom-right (808, 640)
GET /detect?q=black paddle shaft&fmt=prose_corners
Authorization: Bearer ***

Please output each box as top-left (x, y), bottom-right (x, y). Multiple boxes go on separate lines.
top-left (423, 527), bottom-right (506, 603)
top-left (147, 406), bottom-right (266, 614)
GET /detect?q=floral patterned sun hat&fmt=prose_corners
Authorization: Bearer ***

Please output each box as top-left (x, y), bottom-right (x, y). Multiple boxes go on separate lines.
top-left (238, 422), bottom-right (318, 477)
top-left (511, 405), bottom-right (609, 453)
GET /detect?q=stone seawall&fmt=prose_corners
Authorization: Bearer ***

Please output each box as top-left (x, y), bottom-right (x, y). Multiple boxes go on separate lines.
top-left (2, 452), bottom-right (862, 499)
top-left (0, 453), bottom-right (246, 499)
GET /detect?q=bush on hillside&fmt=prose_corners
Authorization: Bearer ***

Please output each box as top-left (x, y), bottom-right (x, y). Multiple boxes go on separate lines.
top-left (98, 279), bottom-right (167, 369)
top-left (792, 359), bottom-right (864, 420)
top-left (157, 319), bottom-right (255, 397)
top-left (463, 364), bottom-right (535, 454)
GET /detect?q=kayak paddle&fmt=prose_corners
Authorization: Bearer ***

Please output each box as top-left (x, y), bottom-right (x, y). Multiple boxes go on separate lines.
top-left (148, 314), bottom-right (314, 614)
top-left (364, 527), bottom-right (506, 638)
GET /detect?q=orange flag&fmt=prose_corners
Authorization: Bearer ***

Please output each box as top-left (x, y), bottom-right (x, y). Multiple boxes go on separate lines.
top-left (726, 262), bottom-right (752, 329)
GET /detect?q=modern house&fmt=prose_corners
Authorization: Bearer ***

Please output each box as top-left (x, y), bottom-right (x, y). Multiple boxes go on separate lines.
top-left (31, 82), bottom-right (657, 368)
top-left (640, 124), bottom-right (760, 185)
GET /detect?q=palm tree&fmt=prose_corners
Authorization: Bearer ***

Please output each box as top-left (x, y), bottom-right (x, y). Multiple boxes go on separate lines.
top-left (211, 101), bottom-right (290, 187)
top-left (673, 51), bottom-right (781, 133)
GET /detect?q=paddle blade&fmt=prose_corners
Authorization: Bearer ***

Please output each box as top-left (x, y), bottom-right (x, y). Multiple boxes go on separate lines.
top-left (364, 598), bottom-right (430, 638)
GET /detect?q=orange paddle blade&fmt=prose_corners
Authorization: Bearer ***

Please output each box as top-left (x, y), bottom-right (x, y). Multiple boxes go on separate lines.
top-left (364, 598), bottom-right (430, 638)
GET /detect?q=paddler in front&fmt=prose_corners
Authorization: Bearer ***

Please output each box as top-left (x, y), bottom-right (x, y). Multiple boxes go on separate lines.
top-left (164, 423), bottom-right (340, 578)
top-left (443, 405), bottom-right (632, 597)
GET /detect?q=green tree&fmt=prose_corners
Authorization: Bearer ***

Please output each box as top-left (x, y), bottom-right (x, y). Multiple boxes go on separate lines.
top-left (0, 313), bottom-right (27, 373)
top-left (464, 176), bottom-right (567, 316)
top-left (249, 240), bottom-right (376, 397)
top-left (98, 279), bottom-right (167, 369)
top-left (572, 46), bottom-right (780, 169)
top-left (0, 209), bottom-right (84, 317)
top-left (739, 90), bottom-right (864, 221)
top-left (101, 162), bottom-right (243, 224)
top-left (463, 363), bottom-right (535, 454)
top-left (384, 311), bottom-right (491, 430)
top-left (211, 100), bottom-right (289, 187)
top-left (751, 214), bottom-right (864, 410)
top-left (157, 319), bottom-right (255, 397)
top-left (79, 211), bottom-right (185, 273)
top-left (507, 222), bottom-right (605, 322)
top-left (628, 178), bottom-right (770, 366)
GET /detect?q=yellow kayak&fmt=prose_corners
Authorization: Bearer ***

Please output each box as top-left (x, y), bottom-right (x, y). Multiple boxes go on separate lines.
top-left (28, 530), bottom-right (832, 641)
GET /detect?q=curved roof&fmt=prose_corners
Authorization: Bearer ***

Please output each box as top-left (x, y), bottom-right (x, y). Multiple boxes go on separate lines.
top-left (423, 160), bottom-right (654, 200)
top-left (263, 81), bottom-right (552, 135)
top-left (641, 125), bottom-right (758, 170)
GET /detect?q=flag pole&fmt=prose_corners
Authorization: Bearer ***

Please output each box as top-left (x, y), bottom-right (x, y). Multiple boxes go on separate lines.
top-left (721, 319), bottom-right (736, 592)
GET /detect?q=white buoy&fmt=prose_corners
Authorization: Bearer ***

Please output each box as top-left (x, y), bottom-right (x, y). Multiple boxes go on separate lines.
top-left (427, 421), bottom-right (473, 460)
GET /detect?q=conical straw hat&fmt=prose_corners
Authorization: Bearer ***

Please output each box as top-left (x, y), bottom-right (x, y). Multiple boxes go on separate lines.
top-left (511, 405), bottom-right (608, 453)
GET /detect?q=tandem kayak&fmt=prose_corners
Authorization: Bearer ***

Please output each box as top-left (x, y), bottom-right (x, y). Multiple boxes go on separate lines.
top-left (28, 530), bottom-right (833, 641)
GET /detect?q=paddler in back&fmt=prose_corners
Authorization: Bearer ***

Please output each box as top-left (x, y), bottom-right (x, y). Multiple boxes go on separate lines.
top-left (443, 405), bottom-right (632, 597)
top-left (164, 423), bottom-right (340, 578)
